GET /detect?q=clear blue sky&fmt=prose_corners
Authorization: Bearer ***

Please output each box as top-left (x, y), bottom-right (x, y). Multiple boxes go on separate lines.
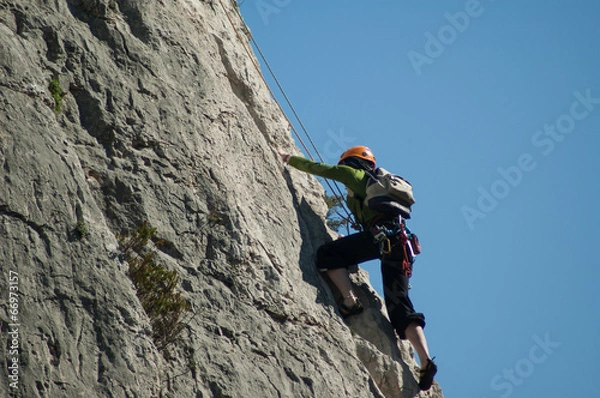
top-left (239, 1), bottom-right (600, 397)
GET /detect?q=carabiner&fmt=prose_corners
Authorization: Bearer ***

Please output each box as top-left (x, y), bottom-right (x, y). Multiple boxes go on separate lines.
top-left (381, 238), bottom-right (392, 255)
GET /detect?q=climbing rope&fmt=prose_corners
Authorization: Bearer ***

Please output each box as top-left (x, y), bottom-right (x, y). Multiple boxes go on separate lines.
top-left (217, 0), bottom-right (356, 231)
top-left (217, 0), bottom-right (313, 157)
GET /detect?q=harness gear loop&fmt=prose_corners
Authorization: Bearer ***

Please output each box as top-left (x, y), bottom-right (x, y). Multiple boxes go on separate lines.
top-left (370, 217), bottom-right (415, 278)
top-left (371, 227), bottom-right (392, 254)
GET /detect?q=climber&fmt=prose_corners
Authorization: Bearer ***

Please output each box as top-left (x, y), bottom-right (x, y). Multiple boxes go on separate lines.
top-left (277, 146), bottom-right (438, 391)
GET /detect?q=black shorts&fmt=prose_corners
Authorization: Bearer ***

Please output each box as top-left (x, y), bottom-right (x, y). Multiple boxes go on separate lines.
top-left (316, 231), bottom-right (426, 339)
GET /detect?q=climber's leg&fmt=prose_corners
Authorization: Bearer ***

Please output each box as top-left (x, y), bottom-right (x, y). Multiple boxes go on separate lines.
top-left (326, 267), bottom-right (357, 307)
top-left (404, 322), bottom-right (431, 368)
top-left (316, 231), bottom-right (379, 308)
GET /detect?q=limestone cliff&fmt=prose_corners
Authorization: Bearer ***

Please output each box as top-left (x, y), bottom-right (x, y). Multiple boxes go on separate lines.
top-left (0, 0), bottom-right (443, 397)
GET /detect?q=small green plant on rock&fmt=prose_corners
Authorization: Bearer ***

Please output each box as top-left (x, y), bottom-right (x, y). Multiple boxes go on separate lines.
top-left (75, 220), bottom-right (89, 239)
top-left (117, 221), bottom-right (190, 350)
top-left (48, 76), bottom-right (64, 113)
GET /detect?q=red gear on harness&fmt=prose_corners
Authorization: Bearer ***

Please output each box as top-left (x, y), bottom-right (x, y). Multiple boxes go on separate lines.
top-left (370, 218), bottom-right (414, 278)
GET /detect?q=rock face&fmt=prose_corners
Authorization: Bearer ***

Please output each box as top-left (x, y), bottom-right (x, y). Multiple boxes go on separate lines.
top-left (0, 0), bottom-right (443, 397)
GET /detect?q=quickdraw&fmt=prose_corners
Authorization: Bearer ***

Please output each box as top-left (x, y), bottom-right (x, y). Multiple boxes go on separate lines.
top-left (371, 226), bottom-right (398, 255)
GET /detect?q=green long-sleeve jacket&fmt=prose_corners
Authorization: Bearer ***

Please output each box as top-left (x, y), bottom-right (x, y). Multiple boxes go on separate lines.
top-left (288, 156), bottom-right (381, 228)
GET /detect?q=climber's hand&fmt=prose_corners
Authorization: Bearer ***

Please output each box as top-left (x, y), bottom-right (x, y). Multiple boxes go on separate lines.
top-left (277, 150), bottom-right (291, 164)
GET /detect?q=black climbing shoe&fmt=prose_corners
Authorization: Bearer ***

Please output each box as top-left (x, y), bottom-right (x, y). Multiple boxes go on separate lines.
top-left (418, 357), bottom-right (438, 391)
top-left (339, 300), bottom-right (363, 319)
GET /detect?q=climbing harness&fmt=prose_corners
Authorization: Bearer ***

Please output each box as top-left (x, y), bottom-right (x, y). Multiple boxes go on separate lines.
top-left (370, 217), bottom-right (419, 277)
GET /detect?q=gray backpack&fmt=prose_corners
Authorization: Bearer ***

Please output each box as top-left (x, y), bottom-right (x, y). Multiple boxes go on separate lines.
top-left (364, 168), bottom-right (415, 218)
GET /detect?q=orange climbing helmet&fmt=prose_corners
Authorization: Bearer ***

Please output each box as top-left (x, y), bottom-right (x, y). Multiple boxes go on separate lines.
top-left (338, 146), bottom-right (376, 169)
